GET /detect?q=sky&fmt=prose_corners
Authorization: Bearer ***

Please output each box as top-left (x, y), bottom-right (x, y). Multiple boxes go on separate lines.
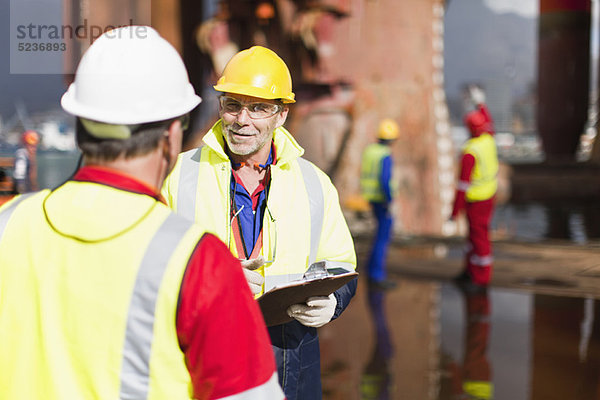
top-left (482, 0), bottom-right (538, 18)
top-left (482, 0), bottom-right (599, 57)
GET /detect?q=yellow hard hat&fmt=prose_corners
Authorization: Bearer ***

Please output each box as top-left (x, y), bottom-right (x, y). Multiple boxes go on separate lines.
top-left (377, 118), bottom-right (399, 140)
top-left (213, 46), bottom-right (295, 103)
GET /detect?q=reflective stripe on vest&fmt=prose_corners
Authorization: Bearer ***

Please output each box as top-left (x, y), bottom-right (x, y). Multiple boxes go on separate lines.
top-left (0, 194), bottom-right (34, 241)
top-left (176, 147), bottom-right (203, 221)
top-left (297, 158), bottom-right (323, 266)
top-left (119, 212), bottom-right (193, 399)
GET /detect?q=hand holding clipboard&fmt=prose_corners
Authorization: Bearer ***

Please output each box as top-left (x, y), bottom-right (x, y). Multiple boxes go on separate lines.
top-left (258, 261), bottom-right (358, 327)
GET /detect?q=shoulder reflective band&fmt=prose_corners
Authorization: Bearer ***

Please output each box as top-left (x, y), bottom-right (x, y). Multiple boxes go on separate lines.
top-left (0, 194), bottom-right (34, 242)
top-left (297, 158), bottom-right (324, 266)
top-left (177, 147), bottom-right (203, 221)
top-left (119, 213), bottom-right (193, 399)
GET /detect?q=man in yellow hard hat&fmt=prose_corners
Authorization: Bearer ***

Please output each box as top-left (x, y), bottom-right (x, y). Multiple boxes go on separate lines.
top-left (360, 119), bottom-right (400, 289)
top-left (163, 45), bottom-right (357, 400)
top-left (0, 27), bottom-right (283, 400)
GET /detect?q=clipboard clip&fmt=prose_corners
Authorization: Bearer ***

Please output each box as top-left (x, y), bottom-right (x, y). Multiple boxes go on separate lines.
top-left (303, 261), bottom-right (330, 280)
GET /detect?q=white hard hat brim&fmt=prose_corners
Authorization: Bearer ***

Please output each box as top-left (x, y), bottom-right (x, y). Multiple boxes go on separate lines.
top-left (60, 26), bottom-right (202, 125)
top-left (61, 83), bottom-right (201, 125)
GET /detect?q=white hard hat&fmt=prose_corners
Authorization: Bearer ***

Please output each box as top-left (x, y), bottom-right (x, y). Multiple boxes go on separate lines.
top-left (61, 26), bottom-right (201, 125)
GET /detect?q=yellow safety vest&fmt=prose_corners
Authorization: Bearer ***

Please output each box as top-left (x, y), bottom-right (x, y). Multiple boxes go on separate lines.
top-left (360, 143), bottom-right (398, 202)
top-left (0, 183), bottom-right (203, 399)
top-left (162, 120), bottom-right (356, 296)
top-left (463, 133), bottom-right (498, 202)
top-left (463, 380), bottom-right (493, 399)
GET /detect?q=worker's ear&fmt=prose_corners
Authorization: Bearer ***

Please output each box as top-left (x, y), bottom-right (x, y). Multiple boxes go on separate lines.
top-left (274, 106), bottom-right (289, 129)
top-left (164, 119), bottom-right (183, 168)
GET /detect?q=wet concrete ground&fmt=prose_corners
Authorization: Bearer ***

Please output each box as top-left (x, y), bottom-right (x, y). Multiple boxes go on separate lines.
top-left (319, 231), bottom-right (600, 400)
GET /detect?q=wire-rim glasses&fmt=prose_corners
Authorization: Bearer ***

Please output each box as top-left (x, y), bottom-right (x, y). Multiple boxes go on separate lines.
top-left (219, 96), bottom-right (282, 120)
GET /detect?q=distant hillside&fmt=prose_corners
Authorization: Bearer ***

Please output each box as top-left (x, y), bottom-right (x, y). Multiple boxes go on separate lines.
top-left (444, 0), bottom-right (537, 120)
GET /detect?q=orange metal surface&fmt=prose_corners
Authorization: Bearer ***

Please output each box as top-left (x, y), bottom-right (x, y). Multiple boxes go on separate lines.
top-left (0, 157), bottom-right (14, 197)
top-left (540, 0), bottom-right (590, 13)
top-left (0, 195), bottom-right (14, 207)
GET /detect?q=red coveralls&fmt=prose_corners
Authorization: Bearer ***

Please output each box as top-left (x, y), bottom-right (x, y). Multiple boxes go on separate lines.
top-left (451, 104), bottom-right (496, 286)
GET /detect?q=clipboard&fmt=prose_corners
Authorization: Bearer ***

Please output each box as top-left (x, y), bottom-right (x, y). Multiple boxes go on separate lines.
top-left (258, 263), bottom-right (358, 327)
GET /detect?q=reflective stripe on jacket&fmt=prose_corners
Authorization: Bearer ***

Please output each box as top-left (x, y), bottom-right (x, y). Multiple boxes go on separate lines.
top-left (360, 143), bottom-right (398, 203)
top-left (162, 119), bottom-right (357, 400)
top-left (0, 184), bottom-right (202, 400)
top-left (462, 133), bottom-right (498, 202)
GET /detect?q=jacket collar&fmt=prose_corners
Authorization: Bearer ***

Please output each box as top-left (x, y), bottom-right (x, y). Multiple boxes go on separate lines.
top-left (73, 166), bottom-right (165, 203)
top-left (202, 119), bottom-right (304, 166)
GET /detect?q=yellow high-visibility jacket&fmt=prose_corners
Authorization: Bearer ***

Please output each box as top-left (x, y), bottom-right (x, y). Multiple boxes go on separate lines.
top-left (360, 142), bottom-right (398, 203)
top-left (163, 120), bottom-right (357, 399)
top-left (463, 133), bottom-right (498, 202)
top-left (162, 120), bottom-right (357, 293)
top-left (0, 184), bottom-right (201, 399)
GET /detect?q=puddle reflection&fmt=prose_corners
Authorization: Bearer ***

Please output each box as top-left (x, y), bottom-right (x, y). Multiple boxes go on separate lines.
top-left (360, 286), bottom-right (394, 399)
top-left (440, 287), bottom-right (492, 399)
top-left (321, 278), bottom-right (600, 399)
top-left (493, 202), bottom-right (600, 243)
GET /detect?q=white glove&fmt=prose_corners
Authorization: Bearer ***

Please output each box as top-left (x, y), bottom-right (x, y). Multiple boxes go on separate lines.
top-left (241, 256), bottom-right (265, 295)
top-left (469, 86), bottom-right (485, 105)
top-left (286, 293), bottom-right (337, 328)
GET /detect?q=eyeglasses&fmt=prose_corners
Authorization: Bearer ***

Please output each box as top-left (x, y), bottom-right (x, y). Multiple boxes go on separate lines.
top-left (229, 204), bottom-right (277, 264)
top-left (219, 96), bottom-right (282, 119)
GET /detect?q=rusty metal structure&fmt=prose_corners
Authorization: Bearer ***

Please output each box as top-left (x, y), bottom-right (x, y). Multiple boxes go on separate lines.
top-left (538, 0), bottom-right (592, 162)
top-left (187, 0), bottom-right (453, 236)
top-left (62, 0), bottom-right (600, 234)
top-left (63, 0), bottom-right (453, 235)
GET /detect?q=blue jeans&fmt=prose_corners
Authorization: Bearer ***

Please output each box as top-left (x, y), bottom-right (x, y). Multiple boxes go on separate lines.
top-left (367, 202), bottom-right (393, 282)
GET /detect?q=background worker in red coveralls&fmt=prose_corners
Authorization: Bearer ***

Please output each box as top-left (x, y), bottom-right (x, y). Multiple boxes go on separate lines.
top-left (0, 26), bottom-right (283, 400)
top-left (450, 86), bottom-right (499, 288)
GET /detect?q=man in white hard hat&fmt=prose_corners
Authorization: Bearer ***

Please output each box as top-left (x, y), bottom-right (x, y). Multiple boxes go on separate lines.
top-left (0, 26), bottom-right (283, 400)
top-left (162, 45), bottom-right (357, 400)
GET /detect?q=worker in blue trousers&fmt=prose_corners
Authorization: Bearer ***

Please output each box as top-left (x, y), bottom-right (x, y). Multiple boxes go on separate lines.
top-left (360, 119), bottom-right (400, 289)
